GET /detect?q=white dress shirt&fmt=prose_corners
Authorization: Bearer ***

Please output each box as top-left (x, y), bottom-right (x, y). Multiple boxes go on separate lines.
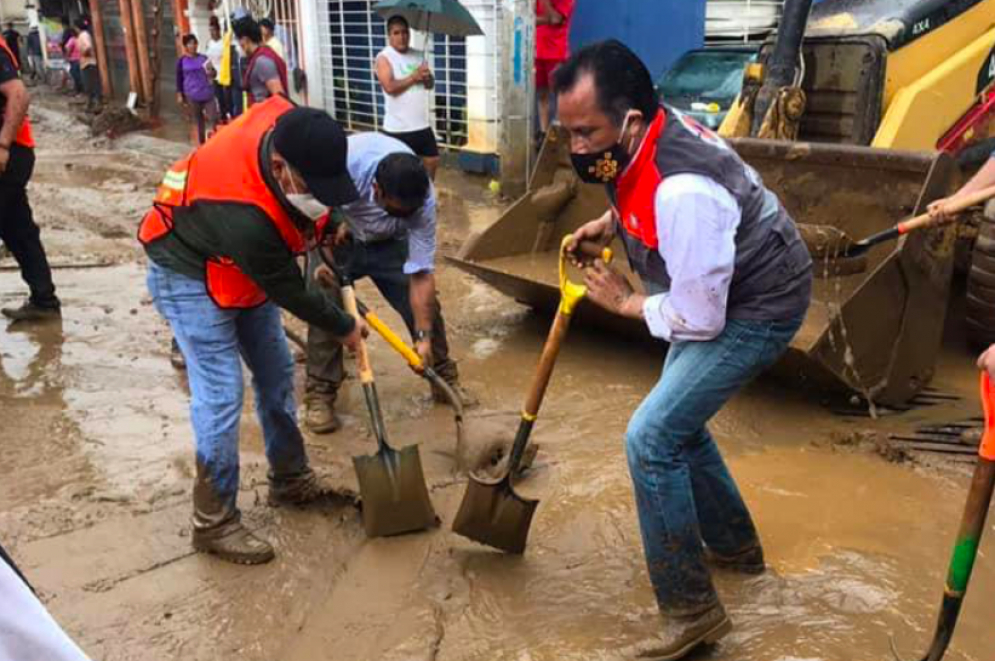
top-left (641, 173), bottom-right (741, 342)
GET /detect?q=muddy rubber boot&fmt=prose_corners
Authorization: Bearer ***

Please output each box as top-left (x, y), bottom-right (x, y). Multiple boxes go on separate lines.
top-left (191, 523), bottom-right (275, 565)
top-left (433, 379), bottom-right (479, 408)
top-left (268, 468), bottom-right (330, 507)
top-left (2, 300), bottom-right (61, 323)
top-left (304, 394), bottom-right (341, 434)
top-left (624, 603), bottom-right (732, 661)
top-left (170, 338), bottom-right (187, 370)
top-left (704, 545), bottom-right (765, 575)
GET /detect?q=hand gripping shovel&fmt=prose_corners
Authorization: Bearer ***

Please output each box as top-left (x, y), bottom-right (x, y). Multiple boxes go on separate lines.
top-left (891, 371), bottom-right (995, 661)
top-left (808, 183), bottom-right (995, 260)
top-left (341, 280), bottom-right (437, 538)
top-left (452, 236), bottom-right (611, 554)
top-left (312, 258), bottom-right (466, 454)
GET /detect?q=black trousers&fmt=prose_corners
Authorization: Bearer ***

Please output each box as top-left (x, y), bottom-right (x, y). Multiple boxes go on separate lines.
top-left (0, 146), bottom-right (58, 307)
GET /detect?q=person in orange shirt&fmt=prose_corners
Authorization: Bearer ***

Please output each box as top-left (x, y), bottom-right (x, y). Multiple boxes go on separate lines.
top-left (535, 0), bottom-right (575, 138)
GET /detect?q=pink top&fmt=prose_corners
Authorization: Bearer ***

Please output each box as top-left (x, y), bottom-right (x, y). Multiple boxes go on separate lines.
top-left (65, 36), bottom-right (80, 62)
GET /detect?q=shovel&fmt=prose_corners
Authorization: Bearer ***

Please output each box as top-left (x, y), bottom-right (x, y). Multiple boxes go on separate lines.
top-left (341, 278), bottom-right (437, 538)
top-left (452, 236), bottom-right (611, 554)
top-left (312, 259), bottom-right (467, 455)
top-left (892, 371), bottom-right (995, 661)
top-left (808, 183), bottom-right (995, 260)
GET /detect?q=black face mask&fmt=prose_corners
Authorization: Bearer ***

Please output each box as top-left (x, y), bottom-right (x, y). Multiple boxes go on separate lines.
top-left (570, 112), bottom-right (638, 185)
top-left (571, 146), bottom-right (631, 185)
top-left (375, 190), bottom-right (419, 219)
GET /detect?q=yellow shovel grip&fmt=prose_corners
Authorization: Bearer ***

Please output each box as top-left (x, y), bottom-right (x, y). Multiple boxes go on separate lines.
top-left (558, 235), bottom-right (613, 316)
top-left (365, 310), bottom-right (424, 370)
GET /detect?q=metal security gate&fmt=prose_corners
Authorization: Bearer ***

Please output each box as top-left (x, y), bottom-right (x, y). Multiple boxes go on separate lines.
top-left (316, 0), bottom-right (486, 150)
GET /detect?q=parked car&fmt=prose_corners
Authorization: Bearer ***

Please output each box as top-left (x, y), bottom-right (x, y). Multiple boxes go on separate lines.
top-left (655, 46), bottom-right (759, 129)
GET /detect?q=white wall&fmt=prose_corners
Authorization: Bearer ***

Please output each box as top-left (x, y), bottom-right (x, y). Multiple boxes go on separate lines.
top-left (1, 0), bottom-right (29, 25)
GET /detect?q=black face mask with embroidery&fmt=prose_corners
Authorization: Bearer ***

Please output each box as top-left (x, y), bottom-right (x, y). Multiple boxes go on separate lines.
top-left (569, 111), bottom-right (638, 185)
top-left (570, 146), bottom-right (630, 185)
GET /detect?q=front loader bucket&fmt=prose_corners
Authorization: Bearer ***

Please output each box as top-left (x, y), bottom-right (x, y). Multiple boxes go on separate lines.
top-left (449, 128), bottom-right (957, 406)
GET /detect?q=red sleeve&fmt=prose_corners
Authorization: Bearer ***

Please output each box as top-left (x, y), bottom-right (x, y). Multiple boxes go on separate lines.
top-left (553, 0), bottom-right (574, 20)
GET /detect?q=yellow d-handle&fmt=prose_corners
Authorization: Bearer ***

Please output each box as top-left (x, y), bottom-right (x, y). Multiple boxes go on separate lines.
top-left (364, 309), bottom-right (425, 370)
top-left (558, 235), bottom-right (612, 316)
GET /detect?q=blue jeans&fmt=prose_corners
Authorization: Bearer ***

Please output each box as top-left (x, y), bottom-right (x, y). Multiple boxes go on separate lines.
top-left (626, 316), bottom-right (803, 615)
top-left (146, 261), bottom-right (309, 532)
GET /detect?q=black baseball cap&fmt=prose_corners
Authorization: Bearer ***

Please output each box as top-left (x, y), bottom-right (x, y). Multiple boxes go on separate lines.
top-left (272, 108), bottom-right (359, 207)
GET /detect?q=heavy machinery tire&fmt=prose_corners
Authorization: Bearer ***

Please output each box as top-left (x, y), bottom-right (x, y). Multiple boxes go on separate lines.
top-left (965, 200), bottom-right (995, 348)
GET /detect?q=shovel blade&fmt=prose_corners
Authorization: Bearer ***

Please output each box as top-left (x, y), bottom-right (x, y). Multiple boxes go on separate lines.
top-left (353, 443), bottom-right (436, 538)
top-left (452, 476), bottom-right (539, 554)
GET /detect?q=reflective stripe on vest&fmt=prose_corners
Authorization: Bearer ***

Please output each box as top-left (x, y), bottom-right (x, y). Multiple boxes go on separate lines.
top-left (138, 96), bottom-right (306, 309)
top-left (0, 36), bottom-right (35, 149)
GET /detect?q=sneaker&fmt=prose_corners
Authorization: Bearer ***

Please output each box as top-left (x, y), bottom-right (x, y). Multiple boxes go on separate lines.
top-left (191, 523), bottom-right (274, 565)
top-left (703, 545), bottom-right (766, 575)
top-left (1, 300), bottom-right (61, 322)
top-left (432, 379), bottom-right (479, 408)
top-left (304, 395), bottom-right (342, 434)
top-left (170, 338), bottom-right (187, 370)
top-left (623, 603), bottom-right (732, 660)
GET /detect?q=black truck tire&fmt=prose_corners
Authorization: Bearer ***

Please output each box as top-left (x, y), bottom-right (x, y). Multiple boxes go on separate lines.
top-left (966, 200), bottom-right (995, 349)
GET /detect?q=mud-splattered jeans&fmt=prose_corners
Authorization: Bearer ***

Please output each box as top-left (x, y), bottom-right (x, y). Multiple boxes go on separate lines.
top-left (626, 316), bottom-right (803, 616)
top-left (146, 261), bottom-right (311, 533)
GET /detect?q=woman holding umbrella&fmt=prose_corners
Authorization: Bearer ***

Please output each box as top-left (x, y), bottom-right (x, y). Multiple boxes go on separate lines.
top-left (375, 15), bottom-right (438, 178)
top-left (373, 0), bottom-right (484, 180)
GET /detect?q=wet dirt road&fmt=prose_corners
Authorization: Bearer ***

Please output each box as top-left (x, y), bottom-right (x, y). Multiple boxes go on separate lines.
top-left (1, 101), bottom-right (993, 661)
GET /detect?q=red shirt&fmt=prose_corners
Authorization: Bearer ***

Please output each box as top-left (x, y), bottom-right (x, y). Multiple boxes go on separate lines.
top-left (536, 0), bottom-right (574, 61)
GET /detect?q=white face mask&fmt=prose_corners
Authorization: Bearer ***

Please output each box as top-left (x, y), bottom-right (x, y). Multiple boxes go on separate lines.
top-left (287, 193), bottom-right (328, 221)
top-left (285, 169), bottom-right (328, 221)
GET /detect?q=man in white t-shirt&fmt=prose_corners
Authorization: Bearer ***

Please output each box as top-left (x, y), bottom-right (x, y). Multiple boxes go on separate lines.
top-left (375, 15), bottom-right (439, 179)
top-left (205, 16), bottom-right (232, 122)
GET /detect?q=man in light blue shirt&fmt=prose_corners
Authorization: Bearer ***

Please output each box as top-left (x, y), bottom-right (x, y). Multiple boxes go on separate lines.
top-left (304, 133), bottom-right (475, 433)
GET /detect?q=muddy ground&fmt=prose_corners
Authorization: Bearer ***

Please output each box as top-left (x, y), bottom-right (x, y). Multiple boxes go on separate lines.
top-left (1, 98), bottom-right (993, 661)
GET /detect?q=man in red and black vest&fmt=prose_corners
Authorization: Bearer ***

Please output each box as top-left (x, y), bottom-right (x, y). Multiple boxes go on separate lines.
top-left (555, 41), bottom-right (813, 659)
top-left (0, 32), bottom-right (61, 323)
top-left (139, 96), bottom-right (364, 565)
top-left (233, 15), bottom-right (287, 107)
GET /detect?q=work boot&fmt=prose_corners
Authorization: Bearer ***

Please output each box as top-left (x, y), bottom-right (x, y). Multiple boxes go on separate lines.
top-left (704, 544), bottom-right (766, 575)
top-left (304, 394), bottom-right (341, 434)
top-left (433, 379), bottom-right (479, 408)
top-left (1, 299), bottom-right (61, 323)
top-left (624, 603), bottom-right (732, 660)
top-left (268, 468), bottom-right (328, 507)
top-left (170, 338), bottom-right (187, 370)
top-left (191, 523), bottom-right (275, 565)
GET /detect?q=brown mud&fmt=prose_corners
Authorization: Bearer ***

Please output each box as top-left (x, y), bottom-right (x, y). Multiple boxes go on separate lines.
top-left (1, 98), bottom-right (993, 660)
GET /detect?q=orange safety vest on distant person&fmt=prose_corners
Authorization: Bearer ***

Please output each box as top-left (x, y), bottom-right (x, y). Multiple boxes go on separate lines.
top-left (138, 96), bottom-right (307, 309)
top-left (0, 35), bottom-right (35, 149)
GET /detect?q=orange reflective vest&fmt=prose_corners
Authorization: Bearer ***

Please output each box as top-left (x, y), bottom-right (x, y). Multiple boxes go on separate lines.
top-left (138, 96), bottom-right (307, 309)
top-left (0, 35), bottom-right (35, 149)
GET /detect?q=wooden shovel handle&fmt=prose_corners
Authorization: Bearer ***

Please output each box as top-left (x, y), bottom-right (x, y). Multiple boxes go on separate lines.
top-left (342, 285), bottom-right (374, 385)
top-left (523, 309), bottom-right (574, 418)
top-left (898, 184), bottom-right (995, 234)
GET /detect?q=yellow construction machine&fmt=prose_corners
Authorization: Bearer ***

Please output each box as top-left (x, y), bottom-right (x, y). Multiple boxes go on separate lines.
top-left (452, 0), bottom-right (995, 406)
